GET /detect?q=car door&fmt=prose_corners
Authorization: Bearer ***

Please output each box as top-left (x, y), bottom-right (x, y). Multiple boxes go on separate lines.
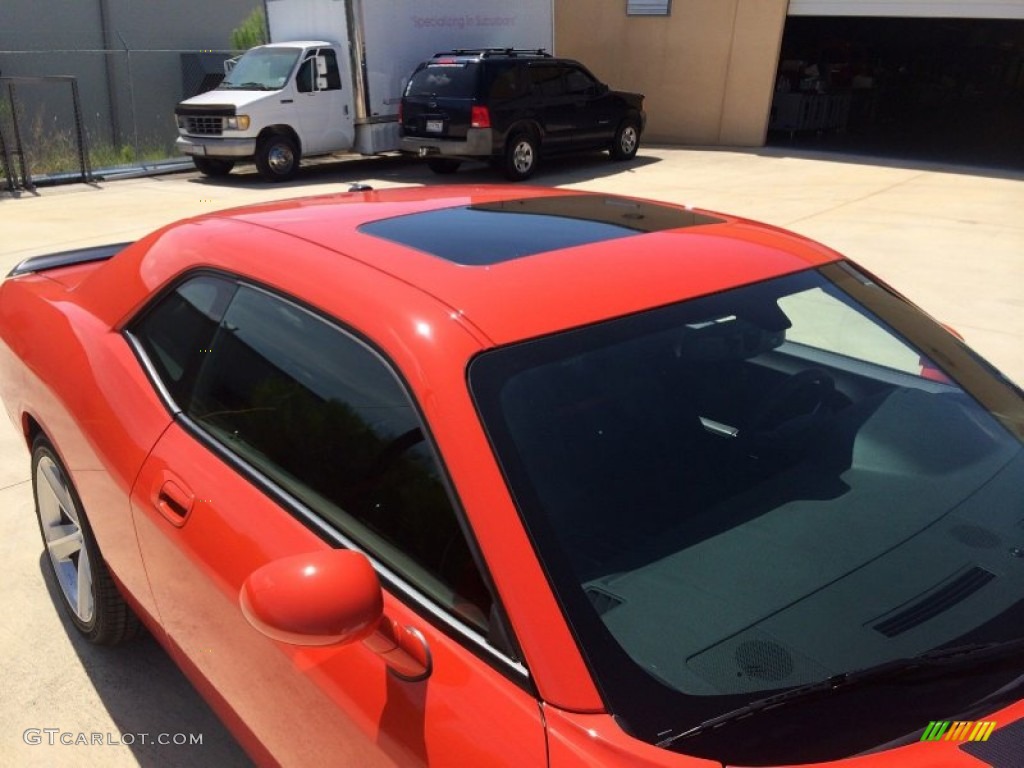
top-left (562, 65), bottom-right (617, 148)
top-left (125, 275), bottom-right (546, 766)
top-left (294, 47), bottom-right (354, 155)
top-left (527, 62), bottom-right (575, 150)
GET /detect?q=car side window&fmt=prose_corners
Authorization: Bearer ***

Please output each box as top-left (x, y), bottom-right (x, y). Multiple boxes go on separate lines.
top-left (529, 64), bottom-right (565, 97)
top-left (131, 276), bottom-right (236, 405)
top-left (488, 63), bottom-right (524, 101)
top-left (565, 67), bottom-right (596, 95)
top-left (182, 285), bottom-right (493, 632)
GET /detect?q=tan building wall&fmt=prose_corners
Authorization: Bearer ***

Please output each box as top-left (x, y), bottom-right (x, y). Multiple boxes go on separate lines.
top-left (555, 0), bottom-right (789, 146)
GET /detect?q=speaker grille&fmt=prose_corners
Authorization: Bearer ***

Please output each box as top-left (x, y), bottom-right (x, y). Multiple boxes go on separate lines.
top-left (734, 639), bottom-right (794, 682)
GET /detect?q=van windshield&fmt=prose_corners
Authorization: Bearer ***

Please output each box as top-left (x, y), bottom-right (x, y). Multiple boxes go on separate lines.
top-left (219, 47), bottom-right (300, 91)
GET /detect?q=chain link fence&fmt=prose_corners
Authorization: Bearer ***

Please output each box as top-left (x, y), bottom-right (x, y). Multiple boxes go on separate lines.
top-left (0, 48), bottom-right (235, 189)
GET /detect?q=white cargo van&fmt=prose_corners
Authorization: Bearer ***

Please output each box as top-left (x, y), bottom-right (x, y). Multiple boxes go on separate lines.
top-left (174, 0), bottom-right (553, 181)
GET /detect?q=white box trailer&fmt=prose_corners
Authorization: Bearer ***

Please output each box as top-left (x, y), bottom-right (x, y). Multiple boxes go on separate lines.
top-left (174, 0), bottom-right (554, 181)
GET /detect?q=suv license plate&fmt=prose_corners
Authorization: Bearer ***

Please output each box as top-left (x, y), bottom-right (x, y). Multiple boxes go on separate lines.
top-left (426, 120), bottom-right (444, 133)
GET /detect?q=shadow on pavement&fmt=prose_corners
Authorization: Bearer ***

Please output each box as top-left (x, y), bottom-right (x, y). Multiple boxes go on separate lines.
top-left (186, 150), bottom-right (662, 191)
top-left (38, 554), bottom-right (254, 768)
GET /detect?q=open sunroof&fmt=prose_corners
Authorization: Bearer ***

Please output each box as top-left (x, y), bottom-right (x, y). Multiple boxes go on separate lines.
top-left (358, 195), bottom-right (723, 266)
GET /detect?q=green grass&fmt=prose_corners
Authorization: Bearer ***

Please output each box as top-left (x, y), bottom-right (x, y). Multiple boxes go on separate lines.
top-left (1, 112), bottom-right (173, 177)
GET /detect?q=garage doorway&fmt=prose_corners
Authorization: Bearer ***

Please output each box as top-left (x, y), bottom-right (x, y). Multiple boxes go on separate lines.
top-left (767, 17), bottom-right (1024, 169)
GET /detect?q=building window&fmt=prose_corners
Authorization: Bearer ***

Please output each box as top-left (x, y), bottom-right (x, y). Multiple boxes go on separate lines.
top-left (627, 0), bottom-right (671, 15)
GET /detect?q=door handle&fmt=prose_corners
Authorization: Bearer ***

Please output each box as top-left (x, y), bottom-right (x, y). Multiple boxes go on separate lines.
top-left (155, 477), bottom-right (194, 527)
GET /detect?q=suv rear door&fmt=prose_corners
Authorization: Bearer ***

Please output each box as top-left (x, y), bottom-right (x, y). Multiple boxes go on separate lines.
top-left (527, 63), bottom-right (575, 150)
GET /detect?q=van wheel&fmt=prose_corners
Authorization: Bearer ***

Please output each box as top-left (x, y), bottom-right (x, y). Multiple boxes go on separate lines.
top-left (427, 158), bottom-right (461, 175)
top-left (32, 436), bottom-right (141, 645)
top-left (504, 132), bottom-right (538, 181)
top-left (255, 135), bottom-right (299, 182)
top-left (193, 157), bottom-right (235, 177)
top-left (610, 119), bottom-right (640, 161)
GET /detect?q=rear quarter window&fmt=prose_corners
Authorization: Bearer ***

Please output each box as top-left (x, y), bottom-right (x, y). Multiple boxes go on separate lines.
top-left (129, 275), bottom-right (236, 404)
top-left (486, 63), bottom-right (525, 101)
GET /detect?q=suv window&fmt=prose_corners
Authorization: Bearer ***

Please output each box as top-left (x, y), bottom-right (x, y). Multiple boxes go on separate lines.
top-left (406, 62), bottom-right (479, 98)
top-left (131, 278), bottom-right (493, 632)
top-left (565, 66), bottom-right (597, 95)
top-left (487, 62), bottom-right (525, 101)
top-left (529, 64), bottom-right (565, 97)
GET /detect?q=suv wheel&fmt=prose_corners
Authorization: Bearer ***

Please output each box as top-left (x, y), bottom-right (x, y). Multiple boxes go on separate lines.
top-left (504, 132), bottom-right (538, 181)
top-left (426, 158), bottom-right (462, 175)
top-left (255, 134), bottom-right (300, 182)
top-left (611, 119), bottom-right (640, 161)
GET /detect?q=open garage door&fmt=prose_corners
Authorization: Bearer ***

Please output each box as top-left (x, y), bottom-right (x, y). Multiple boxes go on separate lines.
top-left (768, 15), bottom-right (1024, 168)
top-left (788, 1), bottom-right (1024, 19)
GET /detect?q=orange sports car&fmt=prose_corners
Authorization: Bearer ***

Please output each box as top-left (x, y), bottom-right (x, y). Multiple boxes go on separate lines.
top-left (1, 186), bottom-right (1022, 766)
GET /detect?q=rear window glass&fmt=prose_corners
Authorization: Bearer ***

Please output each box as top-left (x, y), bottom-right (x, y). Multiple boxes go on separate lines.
top-left (406, 62), bottom-right (479, 97)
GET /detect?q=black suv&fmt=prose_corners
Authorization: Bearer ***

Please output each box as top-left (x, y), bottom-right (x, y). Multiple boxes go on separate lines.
top-left (399, 49), bottom-right (645, 180)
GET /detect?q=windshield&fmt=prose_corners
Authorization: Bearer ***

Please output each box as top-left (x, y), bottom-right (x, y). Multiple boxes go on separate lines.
top-left (470, 263), bottom-right (1024, 764)
top-left (219, 47), bottom-right (300, 91)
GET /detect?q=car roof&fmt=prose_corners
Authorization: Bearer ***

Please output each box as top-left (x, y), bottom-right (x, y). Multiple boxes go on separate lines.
top-left (198, 186), bottom-right (841, 346)
top-left (98, 186), bottom-right (838, 348)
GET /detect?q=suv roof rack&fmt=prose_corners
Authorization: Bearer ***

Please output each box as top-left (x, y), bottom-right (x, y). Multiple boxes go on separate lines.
top-left (433, 48), bottom-right (552, 59)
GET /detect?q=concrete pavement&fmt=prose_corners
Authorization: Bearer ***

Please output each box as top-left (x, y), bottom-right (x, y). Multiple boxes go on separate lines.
top-left (1, 147), bottom-right (1022, 766)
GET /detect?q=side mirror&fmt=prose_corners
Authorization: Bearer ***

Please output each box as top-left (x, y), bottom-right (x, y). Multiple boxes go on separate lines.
top-left (240, 549), bottom-right (383, 646)
top-left (240, 549), bottom-right (432, 680)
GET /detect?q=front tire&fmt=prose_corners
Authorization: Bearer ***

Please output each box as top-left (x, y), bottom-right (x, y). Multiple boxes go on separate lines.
top-left (255, 134), bottom-right (299, 182)
top-left (611, 118), bottom-right (640, 161)
top-left (503, 132), bottom-right (538, 181)
top-left (192, 157), bottom-right (235, 177)
top-left (32, 436), bottom-right (141, 645)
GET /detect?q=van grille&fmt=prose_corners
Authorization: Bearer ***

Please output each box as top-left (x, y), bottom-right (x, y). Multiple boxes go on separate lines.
top-left (184, 116), bottom-right (223, 136)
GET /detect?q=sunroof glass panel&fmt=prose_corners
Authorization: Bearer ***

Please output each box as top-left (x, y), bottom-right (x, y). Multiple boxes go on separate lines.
top-left (358, 195), bottom-right (723, 266)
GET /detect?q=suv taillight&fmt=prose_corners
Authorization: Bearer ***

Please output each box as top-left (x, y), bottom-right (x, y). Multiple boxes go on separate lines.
top-left (471, 106), bottom-right (491, 129)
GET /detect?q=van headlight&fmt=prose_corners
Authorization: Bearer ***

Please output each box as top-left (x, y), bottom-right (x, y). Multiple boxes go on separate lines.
top-left (224, 115), bottom-right (251, 131)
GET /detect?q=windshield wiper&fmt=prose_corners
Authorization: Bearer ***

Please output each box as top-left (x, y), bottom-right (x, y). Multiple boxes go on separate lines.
top-left (658, 636), bottom-right (1024, 748)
